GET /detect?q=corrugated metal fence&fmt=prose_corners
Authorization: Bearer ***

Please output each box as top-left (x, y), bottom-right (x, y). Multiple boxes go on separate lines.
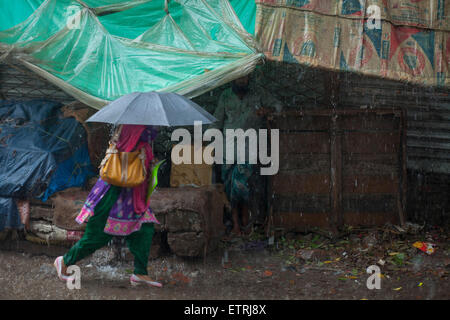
top-left (338, 73), bottom-right (450, 175)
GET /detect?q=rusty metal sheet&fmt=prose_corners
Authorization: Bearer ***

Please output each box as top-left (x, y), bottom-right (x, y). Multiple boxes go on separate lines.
top-left (342, 132), bottom-right (400, 154)
top-left (339, 73), bottom-right (450, 174)
top-left (272, 195), bottom-right (330, 214)
top-left (342, 175), bottom-right (399, 194)
top-left (272, 114), bottom-right (330, 131)
top-left (272, 212), bottom-right (330, 231)
top-left (280, 132), bottom-right (330, 154)
top-left (342, 195), bottom-right (397, 213)
top-left (273, 173), bottom-right (330, 195)
top-left (338, 114), bottom-right (400, 131)
top-left (279, 154), bottom-right (330, 173)
top-left (343, 154), bottom-right (398, 175)
top-left (269, 108), bottom-right (405, 231)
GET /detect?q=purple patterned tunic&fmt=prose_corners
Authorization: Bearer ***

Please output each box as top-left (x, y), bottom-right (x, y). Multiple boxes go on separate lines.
top-left (75, 126), bottom-right (160, 236)
top-left (76, 179), bottom-right (160, 236)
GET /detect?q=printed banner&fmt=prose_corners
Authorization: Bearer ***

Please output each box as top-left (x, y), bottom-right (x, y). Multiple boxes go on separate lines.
top-left (256, 0), bottom-right (449, 30)
top-left (256, 0), bottom-right (449, 87)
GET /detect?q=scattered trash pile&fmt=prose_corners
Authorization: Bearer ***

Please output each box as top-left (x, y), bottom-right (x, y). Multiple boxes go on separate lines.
top-left (219, 222), bottom-right (450, 286)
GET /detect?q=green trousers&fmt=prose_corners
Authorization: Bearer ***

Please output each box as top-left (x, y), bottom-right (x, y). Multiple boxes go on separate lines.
top-left (63, 185), bottom-right (154, 275)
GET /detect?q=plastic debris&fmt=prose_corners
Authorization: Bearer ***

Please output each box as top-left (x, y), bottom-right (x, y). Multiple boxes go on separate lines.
top-left (413, 242), bottom-right (436, 255)
top-left (264, 270), bottom-right (273, 277)
top-left (392, 253), bottom-right (406, 266)
top-left (171, 272), bottom-right (191, 284)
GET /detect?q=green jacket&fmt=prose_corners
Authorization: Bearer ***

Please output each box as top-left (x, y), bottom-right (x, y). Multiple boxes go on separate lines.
top-left (210, 85), bottom-right (283, 163)
top-left (211, 86), bottom-right (283, 132)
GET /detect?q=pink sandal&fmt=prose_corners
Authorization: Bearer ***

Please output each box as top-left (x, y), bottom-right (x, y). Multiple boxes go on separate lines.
top-left (54, 256), bottom-right (70, 282)
top-left (130, 274), bottom-right (162, 288)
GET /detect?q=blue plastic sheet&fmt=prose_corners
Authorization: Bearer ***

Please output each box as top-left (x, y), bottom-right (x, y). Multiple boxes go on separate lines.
top-left (0, 99), bottom-right (94, 231)
top-left (0, 197), bottom-right (22, 230)
top-left (41, 145), bottom-right (95, 201)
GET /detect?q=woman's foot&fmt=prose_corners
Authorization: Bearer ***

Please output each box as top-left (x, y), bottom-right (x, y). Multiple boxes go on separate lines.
top-left (130, 274), bottom-right (162, 288)
top-left (54, 256), bottom-right (70, 282)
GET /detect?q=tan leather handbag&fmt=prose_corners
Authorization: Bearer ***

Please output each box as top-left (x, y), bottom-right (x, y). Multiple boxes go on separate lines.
top-left (99, 126), bottom-right (147, 187)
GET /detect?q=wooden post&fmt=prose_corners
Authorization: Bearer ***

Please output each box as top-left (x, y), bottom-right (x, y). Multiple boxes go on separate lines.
top-left (330, 112), bottom-right (343, 232)
top-left (325, 72), bottom-right (342, 232)
top-left (323, 72), bottom-right (341, 108)
top-left (398, 108), bottom-right (407, 226)
top-left (265, 115), bottom-right (274, 237)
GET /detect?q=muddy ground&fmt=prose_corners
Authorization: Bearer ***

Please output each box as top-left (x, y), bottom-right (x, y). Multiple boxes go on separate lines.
top-left (0, 224), bottom-right (449, 300)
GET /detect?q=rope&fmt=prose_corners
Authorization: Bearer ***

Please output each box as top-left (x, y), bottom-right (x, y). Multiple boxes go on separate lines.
top-left (164, 0), bottom-right (169, 14)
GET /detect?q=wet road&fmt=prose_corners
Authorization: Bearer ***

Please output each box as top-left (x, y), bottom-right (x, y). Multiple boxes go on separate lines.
top-left (0, 243), bottom-right (448, 300)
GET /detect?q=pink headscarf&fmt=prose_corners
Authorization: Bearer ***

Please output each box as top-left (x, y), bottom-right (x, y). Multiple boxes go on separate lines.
top-left (116, 125), bottom-right (154, 213)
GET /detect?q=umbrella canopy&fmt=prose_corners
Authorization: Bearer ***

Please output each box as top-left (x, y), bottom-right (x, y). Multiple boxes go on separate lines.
top-left (86, 91), bottom-right (216, 126)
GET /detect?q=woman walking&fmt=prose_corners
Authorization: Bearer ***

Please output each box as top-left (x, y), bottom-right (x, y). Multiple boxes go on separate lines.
top-left (54, 124), bottom-right (162, 288)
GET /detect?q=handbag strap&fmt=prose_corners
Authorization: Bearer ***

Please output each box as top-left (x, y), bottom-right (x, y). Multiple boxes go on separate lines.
top-left (99, 143), bottom-right (116, 169)
top-left (99, 125), bottom-right (122, 169)
top-left (110, 124), bottom-right (123, 145)
top-left (100, 125), bottom-right (148, 177)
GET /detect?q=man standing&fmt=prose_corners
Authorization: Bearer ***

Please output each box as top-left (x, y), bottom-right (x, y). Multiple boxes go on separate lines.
top-left (211, 74), bottom-right (282, 236)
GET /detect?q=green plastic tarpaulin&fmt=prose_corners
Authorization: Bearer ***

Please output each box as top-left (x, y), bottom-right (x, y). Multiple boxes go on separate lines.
top-left (0, 0), bottom-right (261, 109)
